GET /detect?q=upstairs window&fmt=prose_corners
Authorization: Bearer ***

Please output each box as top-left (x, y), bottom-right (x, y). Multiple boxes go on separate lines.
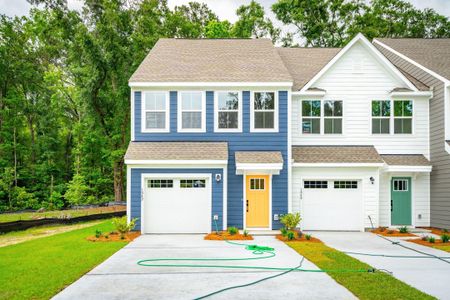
top-left (178, 91), bottom-right (205, 132)
top-left (372, 100), bottom-right (391, 134)
top-left (215, 91), bottom-right (241, 131)
top-left (302, 100), bottom-right (321, 134)
top-left (324, 100), bottom-right (343, 134)
top-left (252, 92), bottom-right (277, 131)
top-left (394, 100), bottom-right (413, 134)
top-left (142, 92), bottom-right (169, 132)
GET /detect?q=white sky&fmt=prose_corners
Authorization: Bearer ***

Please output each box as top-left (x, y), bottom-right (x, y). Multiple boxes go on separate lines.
top-left (1, 0), bottom-right (449, 23)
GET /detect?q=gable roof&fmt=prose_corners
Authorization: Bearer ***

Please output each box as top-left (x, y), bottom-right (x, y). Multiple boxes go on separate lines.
top-left (374, 38), bottom-right (450, 81)
top-left (276, 48), bottom-right (341, 91)
top-left (129, 38), bottom-right (293, 84)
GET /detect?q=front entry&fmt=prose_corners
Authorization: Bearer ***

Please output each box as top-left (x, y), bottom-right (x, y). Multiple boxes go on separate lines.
top-left (391, 177), bottom-right (412, 225)
top-left (246, 175), bottom-right (270, 228)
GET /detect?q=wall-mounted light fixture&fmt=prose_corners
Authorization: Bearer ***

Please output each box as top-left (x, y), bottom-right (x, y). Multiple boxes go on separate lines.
top-left (370, 177), bottom-right (375, 185)
top-left (215, 174), bottom-right (222, 182)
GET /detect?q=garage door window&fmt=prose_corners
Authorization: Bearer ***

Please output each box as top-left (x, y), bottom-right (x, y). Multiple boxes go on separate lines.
top-left (334, 181), bottom-right (358, 189)
top-left (250, 178), bottom-right (265, 190)
top-left (304, 181), bottom-right (328, 189)
top-left (148, 180), bottom-right (173, 188)
top-left (180, 179), bottom-right (206, 188)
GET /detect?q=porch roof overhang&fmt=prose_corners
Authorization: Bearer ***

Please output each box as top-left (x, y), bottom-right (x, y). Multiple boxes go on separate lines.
top-left (235, 151), bottom-right (283, 175)
top-left (381, 154), bottom-right (432, 173)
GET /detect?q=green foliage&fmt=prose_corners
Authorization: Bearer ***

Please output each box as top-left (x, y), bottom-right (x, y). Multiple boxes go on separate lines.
top-left (95, 229), bottom-right (102, 238)
top-left (287, 231), bottom-right (295, 240)
top-left (428, 236), bottom-right (435, 243)
top-left (441, 234), bottom-right (449, 243)
top-left (112, 216), bottom-right (137, 237)
top-left (399, 226), bottom-right (409, 234)
top-left (305, 234), bottom-right (312, 240)
top-left (280, 212), bottom-right (302, 230)
top-left (205, 20), bottom-right (232, 38)
top-left (64, 174), bottom-right (89, 205)
top-left (227, 226), bottom-right (239, 235)
top-left (280, 227), bottom-right (288, 237)
top-left (243, 230), bottom-right (249, 237)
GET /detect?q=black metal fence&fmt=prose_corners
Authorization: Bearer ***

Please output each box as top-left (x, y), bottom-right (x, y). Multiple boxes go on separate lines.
top-left (0, 211), bottom-right (126, 233)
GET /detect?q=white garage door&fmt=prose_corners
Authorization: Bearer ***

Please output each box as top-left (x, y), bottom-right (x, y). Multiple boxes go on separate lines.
top-left (302, 180), bottom-right (362, 231)
top-left (143, 176), bottom-right (211, 233)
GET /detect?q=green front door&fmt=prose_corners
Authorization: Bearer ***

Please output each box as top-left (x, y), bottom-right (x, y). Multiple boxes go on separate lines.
top-left (391, 177), bottom-right (412, 225)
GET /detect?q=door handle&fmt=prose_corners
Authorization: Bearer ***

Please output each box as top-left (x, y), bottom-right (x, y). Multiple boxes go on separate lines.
top-left (391, 200), bottom-right (393, 212)
top-left (246, 200), bottom-right (249, 212)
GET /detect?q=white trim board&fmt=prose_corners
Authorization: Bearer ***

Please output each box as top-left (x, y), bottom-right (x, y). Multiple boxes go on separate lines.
top-left (125, 160), bottom-right (228, 165)
top-left (293, 163), bottom-right (384, 168)
top-left (129, 82), bottom-right (294, 88)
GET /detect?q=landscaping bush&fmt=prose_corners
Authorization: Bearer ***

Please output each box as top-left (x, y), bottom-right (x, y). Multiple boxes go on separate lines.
top-left (428, 236), bottom-right (435, 243)
top-left (95, 229), bottom-right (102, 238)
top-left (421, 235), bottom-right (428, 241)
top-left (243, 230), bottom-right (249, 237)
top-left (441, 234), bottom-right (449, 243)
top-left (296, 230), bottom-right (303, 238)
top-left (305, 234), bottom-right (312, 240)
top-left (280, 212), bottom-right (301, 230)
top-left (227, 226), bottom-right (238, 235)
top-left (399, 226), bottom-right (409, 233)
top-left (287, 231), bottom-right (295, 240)
top-left (112, 216), bottom-right (137, 238)
top-left (378, 226), bottom-right (387, 232)
top-left (280, 227), bottom-right (288, 237)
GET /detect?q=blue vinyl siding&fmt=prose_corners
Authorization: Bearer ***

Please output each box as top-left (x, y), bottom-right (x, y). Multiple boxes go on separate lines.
top-left (133, 90), bottom-right (288, 229)
top-left (130, 168), bottom-right (223, 231)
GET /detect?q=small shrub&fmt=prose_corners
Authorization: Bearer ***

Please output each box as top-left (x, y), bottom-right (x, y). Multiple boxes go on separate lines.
top-left (95, 229), bottom-right (102, 238)
top-left (421, 235), bottom-right (428, 241)
top-left (112, 216), bottom-right (137, 238)
top-left (227, 226), bottom-right (238, 235)
top-left (378, 227), bottom-right (387, 232)
top-left (280, 213), bottom-right (302, 230)
top-left (444, 229), bottom-right (448, 233)
top-left (441, 234), bottom-right (449, 243)
top-left (287, 231), bottom-right (295, 240)
top-left (104, 234), bottom-right (109, 239)
top-left (387, 230), bottom-right (394, 234)
top-left (280, 227), bottom-right (288, 237)
top-left (305, 234), bottom-right (312, 240)
top-left (399, 226), bottom-right (409, 233)
top-left (295, 230), bottom-right (303, 239)
top-left (243, 230), bottom-right (249, 237)
top-left (428, 236), bottom-right (435, 243)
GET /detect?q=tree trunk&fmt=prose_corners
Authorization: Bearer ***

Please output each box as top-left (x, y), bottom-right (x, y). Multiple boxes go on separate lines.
top-left (113, 158), bottom-right (124, 202)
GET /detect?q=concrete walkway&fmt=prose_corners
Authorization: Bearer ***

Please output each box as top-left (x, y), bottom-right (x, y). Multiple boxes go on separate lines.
top-left (54, 235), bottom-right (355, 300)
top-left (314, 232), bottom-right (450, 300)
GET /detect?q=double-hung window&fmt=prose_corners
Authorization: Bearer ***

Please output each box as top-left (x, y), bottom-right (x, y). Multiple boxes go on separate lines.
top-left (394, 100), bottom-right (413, 134)
top-left (302, 100), bottom-right (321, 134)
top-left (324, 100), bottom-right (343, 134)
top-left (142, 91), bottom-right (169, 132)
top-left (372, 100), bottom-right (391, 134)
top-left (178, 91), bottom-right (205, 132)
top-left (252, 92), bottom-right (277, 131)
top-left (215, 91), bottom-right (241, 131)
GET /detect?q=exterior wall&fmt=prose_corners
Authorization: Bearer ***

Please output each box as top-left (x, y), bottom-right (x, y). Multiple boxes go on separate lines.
top-left (379, 172), bottom-right (430, 227)
top-left (292, 167), bottom-right (380, 230)
top-left (376, 43), bottom-right (450, 229)
top-left (131, 89), bottom-right (289, 229)
top-left (292, 42), bottom-right (430, 157)
top-left (129, 168), bottom-right (223, 231)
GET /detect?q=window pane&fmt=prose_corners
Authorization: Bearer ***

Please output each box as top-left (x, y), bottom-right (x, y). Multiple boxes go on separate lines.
top-left (325, 101), bottom-right (343, 117)
top-left (324, 101), bottom-right (333, 117)
top-left (302, 118), bottom-right (320, 134)
top-left (394, 101), bottom-right (403, 116)
top-left (218, 111), bottom-right (238, 129)
top-left (372, 101), bottom-right (381, 117)
top-left (254, 92), bottom-right (274, 110)
top-left (182, 112), bottom-right (201, 129)
top-left (382, 101), bottom-right (391, 116)
top-left (381, 118), bottom-right (390, 133)
top-left (311, 101), bottom-right (321, 116)
top-left (325, 118), bottom-right (342, 134)
top-left (334, 101), bottom-right (343, 116)
top-left (403, 119), bottom-right (412, 133)
top-left (218, 92), bottom-right (239, 110)
top-left (255, 111), bottom-right (274, 128)
top-left (372, 119), bottom-right (380, 134)
top-left (182, 93), bottom-right (202, 110)
top-left (145, 93), bottom-right (156, 110)
top-left (146, 112), bottom-right (165, 129)
top-left (403, 101), bottom-right (413, 116)
top-left (325, 118), bottom-right (333, 133)
top-left (302, 101), bottom-right (311, 116)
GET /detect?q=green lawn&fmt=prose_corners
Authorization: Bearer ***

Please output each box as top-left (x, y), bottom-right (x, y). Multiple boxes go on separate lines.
top-left (0, 206), bottom-right (125, 223)
top-left (286, 241), bottom-right (435, 300)
top-left (433, 244), bottom-right (450, 252)
top-left (0, 220), bottom-right (127, 300)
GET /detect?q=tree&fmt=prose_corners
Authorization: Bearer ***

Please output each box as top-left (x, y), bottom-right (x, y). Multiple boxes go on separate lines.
top-left (205, 20), bottom-right (232, 38)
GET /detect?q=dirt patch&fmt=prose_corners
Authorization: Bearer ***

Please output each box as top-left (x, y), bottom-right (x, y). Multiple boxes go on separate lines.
top-left (371, 228), bottom-right (416, 237)
top-left (87, 231), bottom-right (140, 242)
top-left (276, 234), bottom-right (322, 243)
top-left (204, 232), bottom-right (253, 240)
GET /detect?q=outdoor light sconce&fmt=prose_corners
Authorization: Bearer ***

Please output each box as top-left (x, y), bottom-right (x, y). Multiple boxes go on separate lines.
top-left (215, 174), bottom-right (222, 182)
top-left (370, 177), bottom-right (375, 185)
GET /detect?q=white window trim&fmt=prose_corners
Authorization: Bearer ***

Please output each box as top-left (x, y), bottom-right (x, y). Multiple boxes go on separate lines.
top-left (250, 91), bottom-right (279, 133)
top-left (300, 99), bottom-right (344, 135)
top-left (177, 91), bottom-right (206, 133)
top-left (370, 100), bottom-right (414, 136)
top-left (301, 99), bottom-right (321, 135)
top-left (141, 91), bottom-right (170, 133)
top-left (214, 91), bottom-right (242, 132)
top-left (393, 100), bottom-right (414, 135)
top-left (371, 100), bottom-right (391, 135)
top-left (323, 100), bottom-right (344, 135)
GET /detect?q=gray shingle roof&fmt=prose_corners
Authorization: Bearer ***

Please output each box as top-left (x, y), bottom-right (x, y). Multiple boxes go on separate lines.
top-left (381, 154), bottom-right (431, 166)
top-left (292, 146), bottom-right (383, 164)
top-left (277, 47), bottom-right (341, 91)
top-left (235, 151), bottom-right (283, 164)
top-left (375, 38), bottom-right (450, 81)
top-left (124, 142), bottom-right (228, 161)
top-left (397, 69), bottom-right (429, 91)
top-left (130, 38), bottom-right (293, 83)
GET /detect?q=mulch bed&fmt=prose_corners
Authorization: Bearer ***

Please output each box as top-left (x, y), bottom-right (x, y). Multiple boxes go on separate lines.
top-left (407, 238), bottom-right (449, 247)
top-left (204, 232), bottom-right (253, 240)
top-left (418, 227), bottom-right (449, 236)
top-left (371, 227), bottom-right (416, 237)
top-left (87, 231), bottom-right (140, 242)
top-left (276, 234), bottom-right (321, 243)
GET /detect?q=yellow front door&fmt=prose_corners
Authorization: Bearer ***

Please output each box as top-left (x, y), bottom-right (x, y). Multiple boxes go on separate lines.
top-left (246, 175), bottom-right (270, 228)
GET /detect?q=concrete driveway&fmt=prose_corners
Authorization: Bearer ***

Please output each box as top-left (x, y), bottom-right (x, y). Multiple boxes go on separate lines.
top-left (54, 235), bottom-right (355, 300)
top-left (314, 232), bottom-right (450, 300)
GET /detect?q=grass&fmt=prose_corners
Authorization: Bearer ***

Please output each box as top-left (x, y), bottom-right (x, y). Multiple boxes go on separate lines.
top-left (0, 206), bottom-right (125, 223)
top-left (286, 241), bottom-right (435, 300)
top-left (432, 244), bottom-right (450, 252)
top-left (0, 219), bottom-right (127, 300)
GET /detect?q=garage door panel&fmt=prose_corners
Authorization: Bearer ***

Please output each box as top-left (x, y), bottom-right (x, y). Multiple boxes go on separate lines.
top-left (302, 180), bottom-right (362, 231)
